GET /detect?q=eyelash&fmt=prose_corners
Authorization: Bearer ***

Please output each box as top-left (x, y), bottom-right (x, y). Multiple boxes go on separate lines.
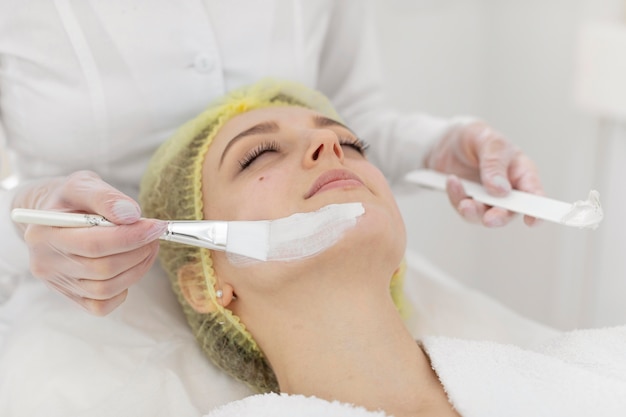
top-left (238, 140), bottom-right (281, 170)
top-left (237, 137), bottom-right (370, 170)
top-left (339, 136), bottom-right (370, 155)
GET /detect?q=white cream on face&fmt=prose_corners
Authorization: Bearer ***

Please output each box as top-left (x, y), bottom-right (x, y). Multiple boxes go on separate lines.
top-left (226, 202), bottom-right (365, 266)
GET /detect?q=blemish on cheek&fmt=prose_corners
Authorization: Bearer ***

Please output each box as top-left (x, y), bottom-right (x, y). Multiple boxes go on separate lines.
top-left (258, 176), bottom-right (265, 182)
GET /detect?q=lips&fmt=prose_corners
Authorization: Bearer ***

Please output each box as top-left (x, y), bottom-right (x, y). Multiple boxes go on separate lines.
top-left (304, 169), bottom-right (364, 199)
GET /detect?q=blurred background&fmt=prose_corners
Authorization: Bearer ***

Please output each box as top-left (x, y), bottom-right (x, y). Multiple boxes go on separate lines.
top-left (374, 0), bottom-right (626, 330)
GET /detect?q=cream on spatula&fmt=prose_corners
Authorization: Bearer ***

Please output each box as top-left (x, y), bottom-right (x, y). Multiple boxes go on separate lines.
top-left (405, 169), bottom-right (603, 230)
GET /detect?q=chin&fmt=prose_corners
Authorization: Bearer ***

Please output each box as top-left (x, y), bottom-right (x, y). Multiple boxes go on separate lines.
top-left (338, 201), bottom-right (406, 267)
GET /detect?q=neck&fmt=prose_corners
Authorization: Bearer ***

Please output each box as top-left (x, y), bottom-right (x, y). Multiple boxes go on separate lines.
top-left (241, 267), bottom-right (458, 417)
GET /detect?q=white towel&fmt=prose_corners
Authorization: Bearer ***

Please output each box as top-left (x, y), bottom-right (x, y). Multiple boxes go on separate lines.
top-left (204, 327), bottom-right (626, 417)
top-left (204, 393), bottom-right (392, 417)
top-left (422, 326), bottom-right (626, 417)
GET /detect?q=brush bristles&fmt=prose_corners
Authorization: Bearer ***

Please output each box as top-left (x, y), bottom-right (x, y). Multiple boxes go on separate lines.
top-left (226, 221), bottom-right (271, 261)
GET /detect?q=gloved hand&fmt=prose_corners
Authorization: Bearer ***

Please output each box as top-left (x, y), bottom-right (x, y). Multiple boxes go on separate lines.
top-left (425, 120), bottom-right (543, 227)
top-left (12, 170), bottom-right (167, 315)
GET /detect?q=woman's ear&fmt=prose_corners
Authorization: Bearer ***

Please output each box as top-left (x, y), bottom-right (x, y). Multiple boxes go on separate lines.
top-left (177, 263), bottom-right (236, 313)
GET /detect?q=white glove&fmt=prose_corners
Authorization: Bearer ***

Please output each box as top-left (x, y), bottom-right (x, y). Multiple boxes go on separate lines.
top-left (12, 170), bottom-right (167, 315)
top-left (426, 120), bottom-right (544, 227)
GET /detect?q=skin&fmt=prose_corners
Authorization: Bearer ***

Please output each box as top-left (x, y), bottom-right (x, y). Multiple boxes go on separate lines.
top-left (187, 106), bottom-right (461, 417)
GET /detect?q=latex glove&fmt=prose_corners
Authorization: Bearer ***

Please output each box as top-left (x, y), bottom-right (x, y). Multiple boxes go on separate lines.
top-left (12, 170), bottom-right (167, 315)
top-left (425, 120), bottom-right (543, 227)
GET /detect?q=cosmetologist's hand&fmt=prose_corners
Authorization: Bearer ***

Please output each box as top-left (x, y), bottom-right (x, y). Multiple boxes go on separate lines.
top-left (425, 120), bottom-right (544, 227)
top-left (12, 170), bottom-right (167, 315)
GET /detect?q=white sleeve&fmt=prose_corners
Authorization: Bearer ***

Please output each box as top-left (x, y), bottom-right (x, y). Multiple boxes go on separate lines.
top-left (0, 116), bottom-right (31, 282)
top-left (316, 0), bottom-right (453, 185)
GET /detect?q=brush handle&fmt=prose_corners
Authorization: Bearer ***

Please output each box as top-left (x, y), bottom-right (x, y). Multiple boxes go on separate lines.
top-left (11, 208), bottom-right (231, 252)
top-left (11, 208), bottom-right (116, 227)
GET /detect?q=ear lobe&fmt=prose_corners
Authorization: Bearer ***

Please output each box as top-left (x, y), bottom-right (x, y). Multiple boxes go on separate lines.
top-left (216, 285), bottom-right (236, 308)
top-left (177, 263), bottom-right (236, 313)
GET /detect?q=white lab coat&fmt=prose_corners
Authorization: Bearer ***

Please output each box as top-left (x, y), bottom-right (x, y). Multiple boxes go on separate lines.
top-left (0, 0), bottom-right (452, 280)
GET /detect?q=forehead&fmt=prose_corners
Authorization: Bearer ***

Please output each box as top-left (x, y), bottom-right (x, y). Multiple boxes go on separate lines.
top-left (213, 106), bottom-right (321, 146)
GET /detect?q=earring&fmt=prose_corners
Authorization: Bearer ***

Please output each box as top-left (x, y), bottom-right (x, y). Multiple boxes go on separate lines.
top-left (216, 289), bottom-right (223, 299)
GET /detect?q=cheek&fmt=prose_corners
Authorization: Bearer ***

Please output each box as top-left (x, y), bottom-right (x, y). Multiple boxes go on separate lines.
top-left (209, 167), bottom-right (297, 221)
top-left (363, 165), bottom-right (399, 204)
top-left (249, 166), bottom-right (292, 191)
top-left (355, 202), bottom-right (407, 270)
top-left (362, 166), bottom-right (407, 247)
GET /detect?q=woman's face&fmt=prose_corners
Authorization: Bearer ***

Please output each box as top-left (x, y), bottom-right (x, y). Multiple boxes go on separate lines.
top-left (201, 105), bottom-right (406, 285)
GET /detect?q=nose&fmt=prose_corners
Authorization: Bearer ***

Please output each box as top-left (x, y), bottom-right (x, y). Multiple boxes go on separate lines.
top-left (303, 130), bottom-right (344, 166)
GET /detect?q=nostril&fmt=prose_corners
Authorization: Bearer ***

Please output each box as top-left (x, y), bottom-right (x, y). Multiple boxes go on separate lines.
top-left (312, 145), bottom-right (323, 161)
top-left (333, 143), bottom-right (342, 157)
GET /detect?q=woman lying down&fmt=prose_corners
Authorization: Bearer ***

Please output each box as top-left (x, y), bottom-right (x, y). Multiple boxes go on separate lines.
top-left (139, 80), bottom-right (626, 417)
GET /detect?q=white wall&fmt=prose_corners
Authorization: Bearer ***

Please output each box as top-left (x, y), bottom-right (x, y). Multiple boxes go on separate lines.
top-left (374, 0), bottom-right (625, 329)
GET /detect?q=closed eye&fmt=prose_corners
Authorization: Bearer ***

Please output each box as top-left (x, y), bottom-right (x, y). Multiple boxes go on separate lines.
top-left (339, 136), bottom-right (369, 156)
top-left (238, 140), bottom-right (281, 170)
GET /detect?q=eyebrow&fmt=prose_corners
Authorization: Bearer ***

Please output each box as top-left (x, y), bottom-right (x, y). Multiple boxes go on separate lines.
top-left (219, 121), bottom-right (280, 166)
top-left (219, 114), bottom-right (355, 166)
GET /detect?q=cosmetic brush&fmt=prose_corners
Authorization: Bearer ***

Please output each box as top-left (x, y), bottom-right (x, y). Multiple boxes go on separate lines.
top-left (405, 169), bottom-right (603, 230)
top-left (11, 203), bottom-right (365, 262)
